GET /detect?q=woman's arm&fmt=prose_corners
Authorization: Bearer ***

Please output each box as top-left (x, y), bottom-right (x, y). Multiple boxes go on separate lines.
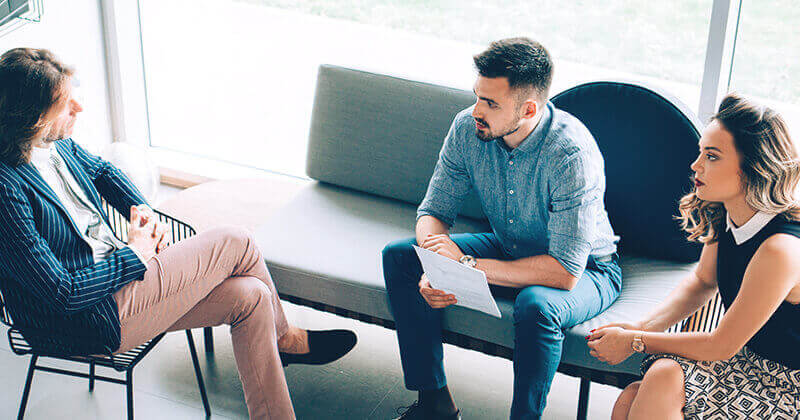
top-left (638, 243), bottom-right (719, 332)
top-left (598, 242), bottom-right (719, 335)
top-left (589, 234), bottom-right (800, 364)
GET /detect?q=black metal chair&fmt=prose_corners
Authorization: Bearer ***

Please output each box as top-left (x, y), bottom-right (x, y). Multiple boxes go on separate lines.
top-left (0, 205), bottom-right (211, 420)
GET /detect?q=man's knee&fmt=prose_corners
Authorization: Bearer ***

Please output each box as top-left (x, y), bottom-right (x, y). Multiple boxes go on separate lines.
top-left (232, 277), bottom-right (273, 315)
top-left (208, 225), bottom-right (259, 259)
top-left (513, 286), bottom-right (561, 330)
top-left (382, 237), bottom-right (419, 284)
top-left (210, 225), bottom-right (254, 248)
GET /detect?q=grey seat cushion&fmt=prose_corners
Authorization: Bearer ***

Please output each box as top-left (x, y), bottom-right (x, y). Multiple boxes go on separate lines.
top-left (255, 182), bottom-right (694, 376)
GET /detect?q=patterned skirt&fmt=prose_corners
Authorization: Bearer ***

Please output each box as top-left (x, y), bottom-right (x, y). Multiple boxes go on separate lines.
top-left (641, 347), bottom-right (800, 419)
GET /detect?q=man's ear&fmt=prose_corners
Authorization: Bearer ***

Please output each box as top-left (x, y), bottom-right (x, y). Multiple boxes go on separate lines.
top-left (522, 99), bottom-right (538, 120)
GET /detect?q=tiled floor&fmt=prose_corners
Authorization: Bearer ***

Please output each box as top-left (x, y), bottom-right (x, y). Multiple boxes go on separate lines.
top-left (0, 300), bottom-right (623, 420)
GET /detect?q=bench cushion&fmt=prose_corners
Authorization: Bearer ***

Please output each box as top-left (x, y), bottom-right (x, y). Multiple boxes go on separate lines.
top-left (306, 65), bottom-right (486, 221)
top-left (255, 183), bottom-right (694, 376)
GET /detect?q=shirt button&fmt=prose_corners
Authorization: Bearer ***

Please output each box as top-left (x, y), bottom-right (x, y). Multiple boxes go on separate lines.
top-left (509, 160), bottom-right (514, 166)
top-left (509, 189), bottom-right (514, 195)
top-left (512, 244), bottom-right (517, 249)
top-left (508, 219), bottom-right (514, 224)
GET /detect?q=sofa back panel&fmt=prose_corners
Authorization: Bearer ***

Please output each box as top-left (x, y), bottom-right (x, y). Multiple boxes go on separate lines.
top-left (551, 82), bottom-right (703, 262)
top-left (306, 65), bottom-right (486, 221)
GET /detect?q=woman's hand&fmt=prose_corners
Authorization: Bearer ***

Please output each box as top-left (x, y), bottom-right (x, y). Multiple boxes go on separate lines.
top-left (586, 326), bottom-right (638, 365)
top-left (594, 321), bottom-right (646, 331)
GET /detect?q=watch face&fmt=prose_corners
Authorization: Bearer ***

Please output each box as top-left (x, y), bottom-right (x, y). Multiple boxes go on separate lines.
top-left (632, 340), bottom-right (645, 352)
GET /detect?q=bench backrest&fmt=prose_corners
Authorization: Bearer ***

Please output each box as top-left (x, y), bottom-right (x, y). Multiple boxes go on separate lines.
top-left (306, 65), bottom-right (486, 220)
top-left (551, 82), bottom-right (702, 262)
top-left (307, 66), bottom-right (702, 262)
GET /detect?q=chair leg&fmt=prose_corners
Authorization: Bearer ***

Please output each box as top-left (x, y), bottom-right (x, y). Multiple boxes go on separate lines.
top-left (126, 371), bottom-right (134, 420)
top-left (17, 355), bottom-right (38, 420)
top-left (89, 361), bottom-right (96, 391)
top-left (186, 330), bottom-right (212, 417)
top-left (577, 377), bottom-right (590, 420)
top-left (203, 326), bottom-right (214, 354)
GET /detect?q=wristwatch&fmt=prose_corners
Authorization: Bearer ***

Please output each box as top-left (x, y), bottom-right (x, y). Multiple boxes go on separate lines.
top-left (631, 333), bottom-right (646, 353)
top-left (459, 254), bottom-right (477, 268)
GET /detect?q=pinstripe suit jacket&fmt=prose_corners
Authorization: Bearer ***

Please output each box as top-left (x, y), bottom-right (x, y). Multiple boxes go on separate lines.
top-left (0, 138), bottom-right (148, 355)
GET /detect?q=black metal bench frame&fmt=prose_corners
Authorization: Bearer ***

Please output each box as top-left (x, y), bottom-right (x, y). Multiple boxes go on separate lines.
top-left (201, 290), bottom-right (723, 420)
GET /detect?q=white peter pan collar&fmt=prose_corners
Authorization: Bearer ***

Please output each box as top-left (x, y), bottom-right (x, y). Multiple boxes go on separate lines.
top-left (726, 211), bottom-right (777, 245)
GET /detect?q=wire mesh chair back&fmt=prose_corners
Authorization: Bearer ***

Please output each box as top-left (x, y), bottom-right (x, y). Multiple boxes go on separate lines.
top-left (0, 282), bottom-right (11, 327)
top-left (102, 201), bottom-right (196, 244)
top-left (680, 292), bottom-right (725, 333)
top-left (0, 202), bottom-right (197, 371)
top-left (658, 291), bottom-right (724, 334)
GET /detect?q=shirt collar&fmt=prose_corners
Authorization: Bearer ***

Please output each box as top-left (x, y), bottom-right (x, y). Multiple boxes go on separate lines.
top-left (29, 145), bottom-right (54, 169)
top-left (726, 210), bottom-right (777, 245)
top-left (495, 101), bottom-right (553, 155)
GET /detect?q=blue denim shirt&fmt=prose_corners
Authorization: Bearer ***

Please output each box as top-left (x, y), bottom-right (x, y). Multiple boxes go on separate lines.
top-left (417, 102), bottom-right (619, 278)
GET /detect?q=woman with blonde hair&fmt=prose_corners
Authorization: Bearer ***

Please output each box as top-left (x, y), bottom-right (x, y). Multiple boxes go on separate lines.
top-left (586, 92), bottom-right (800, 419)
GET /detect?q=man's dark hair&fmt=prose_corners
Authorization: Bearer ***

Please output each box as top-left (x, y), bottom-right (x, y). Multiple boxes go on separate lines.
top-left (0, 48), bottom-right (73, 166)
top-left (473, 37), bottom-right (553, 103)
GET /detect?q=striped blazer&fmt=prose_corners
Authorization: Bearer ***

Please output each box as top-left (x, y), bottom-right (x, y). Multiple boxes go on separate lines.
top-left (0, 138), bottom-right (148, 355)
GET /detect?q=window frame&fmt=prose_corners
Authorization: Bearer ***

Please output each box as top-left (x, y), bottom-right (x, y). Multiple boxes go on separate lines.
top-left (102, 0), bottom-right (744, 178)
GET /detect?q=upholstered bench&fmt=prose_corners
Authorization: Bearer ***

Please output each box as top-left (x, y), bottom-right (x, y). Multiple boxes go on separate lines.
top-left (166, 65), bottom-right (720, 419)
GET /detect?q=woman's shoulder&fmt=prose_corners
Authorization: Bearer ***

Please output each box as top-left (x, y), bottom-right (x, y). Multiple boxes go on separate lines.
top-left (755, 224), bottom-right (800, 269)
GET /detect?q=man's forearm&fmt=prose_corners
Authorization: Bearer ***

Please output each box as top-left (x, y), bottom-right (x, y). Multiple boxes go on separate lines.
top-left (477, 254), bottom-right (577, 290)
top-left (415, 215), bottom-right (450, 246)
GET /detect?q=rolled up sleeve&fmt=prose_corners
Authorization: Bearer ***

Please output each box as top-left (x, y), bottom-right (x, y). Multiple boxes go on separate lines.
top-left (546, 152), bottom-right (603, 278)
top-left (417, 119), bottom-right (472, 227)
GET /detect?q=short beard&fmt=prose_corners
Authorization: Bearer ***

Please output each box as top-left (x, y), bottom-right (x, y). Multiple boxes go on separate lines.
top-left (475, 115), bottom-right (524, 143)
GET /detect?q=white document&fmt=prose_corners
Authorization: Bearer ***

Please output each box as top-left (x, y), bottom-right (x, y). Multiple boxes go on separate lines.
top-left (413, 246), bottom-right (502, 318)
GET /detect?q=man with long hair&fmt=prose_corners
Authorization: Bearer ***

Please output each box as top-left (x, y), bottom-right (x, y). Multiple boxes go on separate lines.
top-left (0, 48), bottom-right (357, 419)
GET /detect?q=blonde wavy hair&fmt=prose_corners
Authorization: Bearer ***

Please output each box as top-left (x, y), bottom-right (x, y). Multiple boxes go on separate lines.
top-left (678, 92), bottom-right (800, 243)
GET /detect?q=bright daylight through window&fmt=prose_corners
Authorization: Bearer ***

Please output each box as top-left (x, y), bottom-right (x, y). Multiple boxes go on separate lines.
top-left (137, 0), bottom-right (796, 178)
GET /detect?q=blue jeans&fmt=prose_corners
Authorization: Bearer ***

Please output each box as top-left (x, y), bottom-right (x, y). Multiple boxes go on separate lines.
top-left (382, 233), bottom-right (622, 420)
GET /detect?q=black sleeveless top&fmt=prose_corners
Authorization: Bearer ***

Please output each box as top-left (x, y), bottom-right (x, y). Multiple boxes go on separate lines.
top-left (717, 214), bottom-right (800, 369)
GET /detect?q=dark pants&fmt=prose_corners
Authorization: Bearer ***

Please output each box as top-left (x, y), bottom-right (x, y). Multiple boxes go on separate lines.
top-left (382, 233), bottom-right (621, 420)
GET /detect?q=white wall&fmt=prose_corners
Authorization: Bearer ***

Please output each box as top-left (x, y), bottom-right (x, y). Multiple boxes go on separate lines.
top-left (0, 0), bottom-right (111, 154)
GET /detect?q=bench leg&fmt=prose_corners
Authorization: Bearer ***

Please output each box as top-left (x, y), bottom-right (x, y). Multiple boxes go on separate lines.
top-left (203, 326), bottom-right (214, 354)
top-left (186, 330), bottom-right (212, 417)
top-left (577, 377), bottom-right (590, 420)
top-left (89, 361), bottom-right (96, 391)
top-left (17, 355), bottom-right (38, 420)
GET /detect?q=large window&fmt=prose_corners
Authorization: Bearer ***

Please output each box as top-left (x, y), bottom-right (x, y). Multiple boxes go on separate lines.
top-left (728, 0), bottom-right (799, 133)
top-left (137, 0), bottom-right (714, 178)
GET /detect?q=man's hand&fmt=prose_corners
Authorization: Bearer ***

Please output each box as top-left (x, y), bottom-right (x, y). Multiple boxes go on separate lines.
top-left (421, 234), bottom-right (464, 262)
top-left (132, 205), bottom-right (171, 254)
top-left (418, 274), bottom-right (457, 309)
top-left (127, 206), bottom-right (162, 262)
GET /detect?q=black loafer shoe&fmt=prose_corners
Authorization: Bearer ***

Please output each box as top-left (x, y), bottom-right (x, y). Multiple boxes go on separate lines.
top-left (394, 401), bottom-right (461, 420)
top-left (279, 329), bottom-right (357, 366)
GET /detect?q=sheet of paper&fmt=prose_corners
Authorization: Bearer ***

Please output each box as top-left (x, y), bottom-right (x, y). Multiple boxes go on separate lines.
top-left (413, 246), bottom-right (502, 318)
